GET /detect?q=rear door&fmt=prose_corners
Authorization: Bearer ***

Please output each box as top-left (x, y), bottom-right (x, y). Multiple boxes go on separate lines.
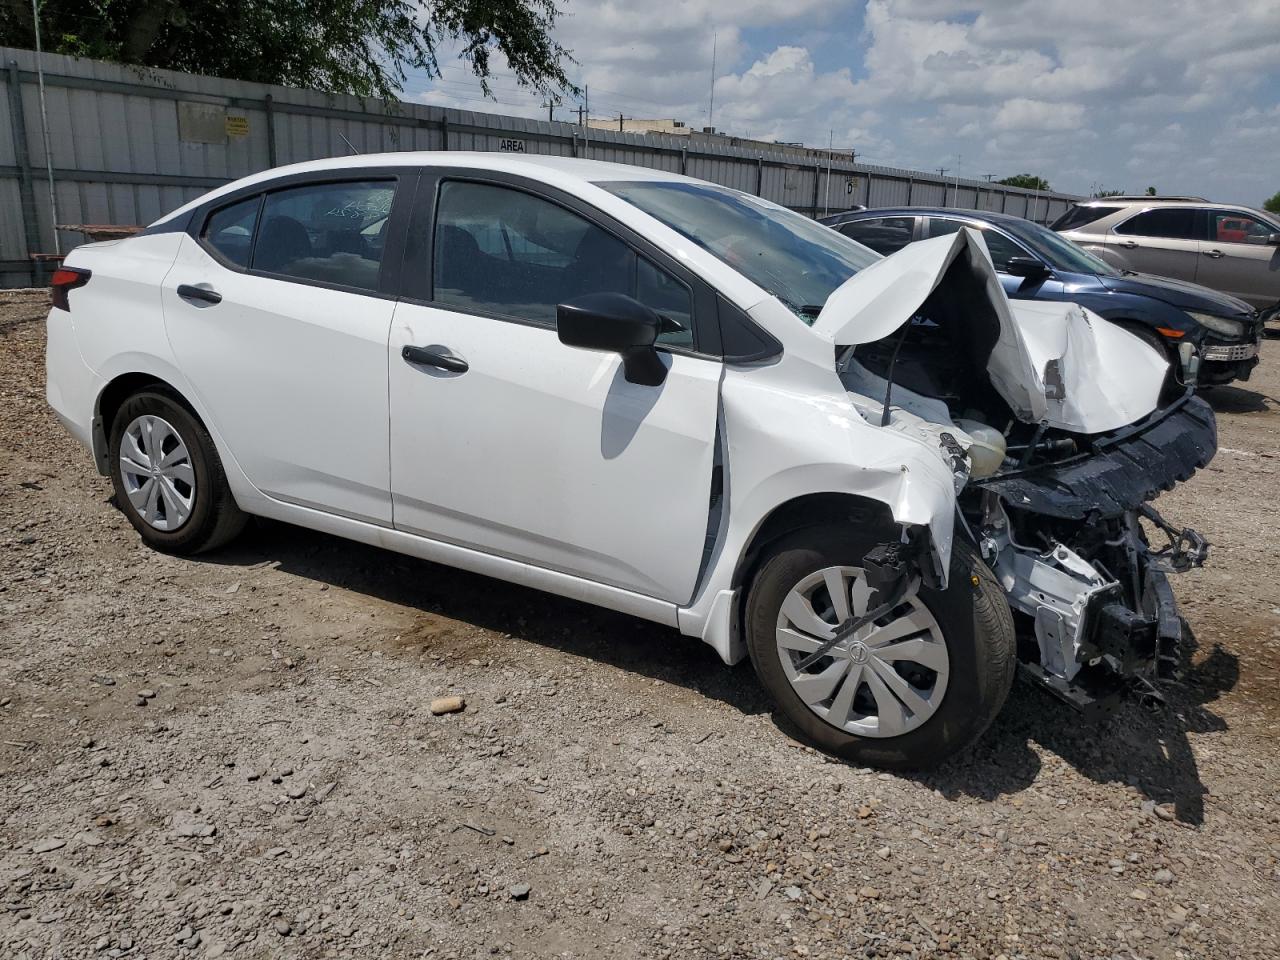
top-left (162, 171), bottom-right (412, 525)
top-left (1108, 207), bottom-right (1204, 281)
top-left (1197, 209), bottom-right (1280, 309)
top-left (386, 172), bottom-right (722, 604)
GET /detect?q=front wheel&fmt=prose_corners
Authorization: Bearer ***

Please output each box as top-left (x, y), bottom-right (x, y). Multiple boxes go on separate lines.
top-left (745, 526), bottom-right (1015, 770)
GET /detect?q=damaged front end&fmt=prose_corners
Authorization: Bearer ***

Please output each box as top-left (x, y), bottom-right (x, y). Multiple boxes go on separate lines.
top-left (970, 392), bottom-right (1214, 710)
top-left (815, 228), bottom-right (1217, 711)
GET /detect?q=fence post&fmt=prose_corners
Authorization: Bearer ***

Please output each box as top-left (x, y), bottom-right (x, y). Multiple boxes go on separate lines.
top-left (906, 176), bottom-right (914, 206)
top-left (755, 157), bottom-right (764, 196)
top-left (681, 146), bottom-right (687, 176)
top-left (440, 114), bottom-right (449, 150)
top-left (6, 61), bottom-right (42, 285)
top-left (810, 160), bottom-right (821, 217)
top-left (264, 93), bottom-right (277, 167)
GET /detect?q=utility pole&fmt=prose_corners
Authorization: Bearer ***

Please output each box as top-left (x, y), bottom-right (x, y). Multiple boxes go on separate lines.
top-left (31, 0), bottom-right (60, 254)
top-left (982, 173), bottom-right (996, 182)
top-left (582, 86), bottom-right (589, 158)
top-left (541, 95), bottom-right (560, 123)
top-left (618, 112), bottom-right (625, 132)
top-left (708, 32), bottom-right (717, 131)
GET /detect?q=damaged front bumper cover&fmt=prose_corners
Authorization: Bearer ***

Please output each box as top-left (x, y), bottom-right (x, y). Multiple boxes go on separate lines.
top-left (971, 393), bottom-right (1216, 712)
top-left (970, 392), bottom-right (1217, 519)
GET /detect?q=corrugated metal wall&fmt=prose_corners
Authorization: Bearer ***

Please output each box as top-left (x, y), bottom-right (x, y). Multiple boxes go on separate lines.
top-left (0, 45), bottom-right (1079, 287)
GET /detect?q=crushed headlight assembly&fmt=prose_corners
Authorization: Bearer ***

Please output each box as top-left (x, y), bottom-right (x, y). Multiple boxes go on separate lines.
top-left (1186, 311), bottom-right (1245, 338)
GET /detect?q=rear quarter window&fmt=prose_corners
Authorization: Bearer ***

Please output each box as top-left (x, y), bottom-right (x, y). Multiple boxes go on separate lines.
top-left (1051, 205), bottom-right (1120, 231)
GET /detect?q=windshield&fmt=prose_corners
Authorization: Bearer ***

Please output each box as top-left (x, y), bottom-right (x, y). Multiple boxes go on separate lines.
top-left (599, 180), bottom-right (880, 320)
top-left (1020, 222), bottom-right (1120, 277)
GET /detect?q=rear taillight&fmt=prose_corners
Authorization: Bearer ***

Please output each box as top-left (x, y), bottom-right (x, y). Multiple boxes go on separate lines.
top-left (50, 266), bottom-right (91, 312)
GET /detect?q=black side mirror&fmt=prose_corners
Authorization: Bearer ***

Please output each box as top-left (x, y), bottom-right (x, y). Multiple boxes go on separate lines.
top-left (557, 292), bottom-right (667, 386)
top-left (1006, 256), bottom-right (1050, 279)
top-left (1266, 232), bottom-right (1280, 246)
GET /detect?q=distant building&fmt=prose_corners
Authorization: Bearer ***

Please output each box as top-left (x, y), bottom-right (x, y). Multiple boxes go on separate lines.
top-left (584, 118), bottom-right (842, 160)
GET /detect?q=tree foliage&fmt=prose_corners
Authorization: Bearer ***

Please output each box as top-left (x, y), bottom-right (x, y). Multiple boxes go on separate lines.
top-left (1264, 191), bottom-right (1280, 214)
top-left (997, 173), bottom-right (1051, 191)
top-left (0, 0), bottom-right (576, 101)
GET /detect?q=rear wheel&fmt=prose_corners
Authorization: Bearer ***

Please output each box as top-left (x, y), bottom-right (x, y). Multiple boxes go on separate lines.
top-left (108, 390), bottom-right (246, 554)
top-left (745, 525), bottom-right (1015, 769)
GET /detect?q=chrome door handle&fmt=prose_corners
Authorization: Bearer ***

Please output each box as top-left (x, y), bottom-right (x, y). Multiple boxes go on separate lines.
top-left (1202, 249), bottom-right (1224, 259)
top-left (402, 344), bottom-right (468, 373)
top-left (1118, 240), bottom-right (1139, 249)
top-left (176, 283), bottom-right (222, 305)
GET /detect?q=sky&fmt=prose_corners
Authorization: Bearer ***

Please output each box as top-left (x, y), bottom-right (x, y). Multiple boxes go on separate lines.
top-left (403, 0), bottom-right (1280, 206)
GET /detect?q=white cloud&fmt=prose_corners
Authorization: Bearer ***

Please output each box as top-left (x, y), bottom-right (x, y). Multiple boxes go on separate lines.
top-left (992, 99), bottom-right (1086, 132)
top-left (406, 0), bottom-right (1280, 204)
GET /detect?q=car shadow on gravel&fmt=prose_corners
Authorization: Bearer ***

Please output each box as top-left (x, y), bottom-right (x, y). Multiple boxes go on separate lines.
top-left (202, 519), bottom-right (1237, 826)
top-left (1203, 384), bottom-right (1277, 414)
top-left (203, 518), bottom-right (776, 714)
top-left (917, 625), bottom-right (1238, 825)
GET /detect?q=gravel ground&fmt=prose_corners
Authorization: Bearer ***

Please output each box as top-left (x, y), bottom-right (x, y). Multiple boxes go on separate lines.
top-left (2, 287), bottom-right (1279, 960)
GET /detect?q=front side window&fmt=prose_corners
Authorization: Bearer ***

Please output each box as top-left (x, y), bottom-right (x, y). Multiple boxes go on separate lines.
top-left (600, 180), bottom-right (879, 322)
top-left (838, 217), bottom-right (915, 255)
top-left (432, 180), bottom-right (693, 347)
top-left (202, 196), bottom-right (260, 268)
top-left (1210, 211), bottom-right (1275, 244)
top-left (1114, 208), bottom-right (1201, 240)
top-left (251, 180), bottom-right (395, 291)
top-left (927, 218), bottom-right (1025, 271)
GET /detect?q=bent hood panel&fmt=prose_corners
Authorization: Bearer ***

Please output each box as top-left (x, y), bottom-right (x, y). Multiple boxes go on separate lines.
top-left (811, 229), bottom-right (1165, 434)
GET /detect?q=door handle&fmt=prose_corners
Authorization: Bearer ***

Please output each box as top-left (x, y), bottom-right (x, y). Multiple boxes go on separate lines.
top-left (1118, 240), bottom-right (1139, 249)
top-left (176, 283), bottom-right (222, 305)
top-left (1202, 248), bottom-right (1224, 259)
top-left (402, 344), bottom-right (469, 373)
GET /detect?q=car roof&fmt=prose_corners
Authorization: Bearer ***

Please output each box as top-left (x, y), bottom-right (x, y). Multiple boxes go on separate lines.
top-left (827, 207), bottom-right (1033, 229)
top-left (151, 152), bottom-right (697, 227)
top-left (1072, 197), bottom-right (1270, 214)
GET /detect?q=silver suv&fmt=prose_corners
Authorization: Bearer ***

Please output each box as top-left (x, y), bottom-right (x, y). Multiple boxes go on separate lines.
top-left (1053, 199), bottom-right (1280, 319)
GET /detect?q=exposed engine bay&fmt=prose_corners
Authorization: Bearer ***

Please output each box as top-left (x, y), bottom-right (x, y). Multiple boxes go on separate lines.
top-left (819, 229), bottom-right (1217, 710)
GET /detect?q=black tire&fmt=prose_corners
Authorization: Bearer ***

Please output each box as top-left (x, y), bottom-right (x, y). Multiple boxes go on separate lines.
top-left (108, 389), bottom-right (247, 555)
top-left (745, 525), bottom-right (1015, 770)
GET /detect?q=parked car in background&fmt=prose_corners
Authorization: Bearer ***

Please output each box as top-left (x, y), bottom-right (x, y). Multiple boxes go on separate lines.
top-left (46, 155), bottom-right (1215, 769)
top-left (1051, 199), bottom-right (1280, 324)
top-left (822, 207), bottom-right (1264, 386)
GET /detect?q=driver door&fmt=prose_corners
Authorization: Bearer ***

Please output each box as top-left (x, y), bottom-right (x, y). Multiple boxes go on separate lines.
top-left (387, 173), bottom-right (722, 605)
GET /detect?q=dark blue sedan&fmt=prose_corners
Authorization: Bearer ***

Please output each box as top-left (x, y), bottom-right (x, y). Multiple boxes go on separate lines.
top-left (820, 207), bottom-right (1264, 387)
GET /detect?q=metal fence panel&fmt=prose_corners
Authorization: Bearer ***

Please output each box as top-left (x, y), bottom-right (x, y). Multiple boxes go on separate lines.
top-left (0, 44), bottom-right (1081, 287)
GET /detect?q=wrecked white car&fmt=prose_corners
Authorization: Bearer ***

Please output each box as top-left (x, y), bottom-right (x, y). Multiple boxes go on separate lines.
top-left (45, 156), bottom-right (1214, 769)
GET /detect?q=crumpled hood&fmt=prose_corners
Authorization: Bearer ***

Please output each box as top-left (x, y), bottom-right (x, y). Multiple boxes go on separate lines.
top-left (811, 229), bottom-right (1166, 434)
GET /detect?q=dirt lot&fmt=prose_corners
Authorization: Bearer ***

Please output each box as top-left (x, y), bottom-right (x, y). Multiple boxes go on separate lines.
top-left (2, 287), bottom-right (1279, 960)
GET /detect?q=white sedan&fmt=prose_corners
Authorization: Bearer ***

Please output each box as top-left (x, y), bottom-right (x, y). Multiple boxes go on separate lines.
top-left (46, 153), bottom-right (1215, 768)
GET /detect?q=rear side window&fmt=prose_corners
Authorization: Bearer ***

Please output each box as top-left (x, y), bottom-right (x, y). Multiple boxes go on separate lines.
top-left (251, 180), bottom-right (395, 291)
top-left (1051, 205), bottom-right (1119, 231)
top-left (202, 197), bottom-right (260, 268)
top-left (432, 180), bottom-right (694, 347)
top-left (1114, 208), bottom-right (1201, 240)
top-left (838, 217), bottom-right (914, 255)
top-left (1210, 210), bottom-right (1274, 244)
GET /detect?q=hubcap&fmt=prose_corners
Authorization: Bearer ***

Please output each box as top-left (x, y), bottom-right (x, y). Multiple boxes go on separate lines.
top-left (119, 415), bottom-right (196, 531)
top-left (775, 565), bottom-right (949, 738)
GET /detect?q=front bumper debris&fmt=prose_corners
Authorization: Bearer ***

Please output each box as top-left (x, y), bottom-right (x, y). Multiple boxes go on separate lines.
top-left (972, 392), bottom-right (1216, 519)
